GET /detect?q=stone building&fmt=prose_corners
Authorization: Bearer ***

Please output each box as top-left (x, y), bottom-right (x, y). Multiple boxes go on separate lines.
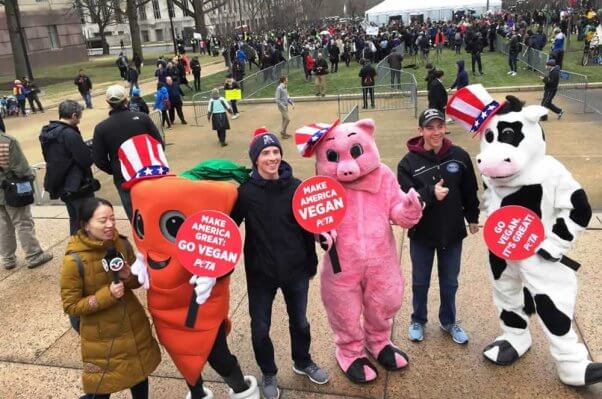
top-left (0, 0), bottom-right (87, 76)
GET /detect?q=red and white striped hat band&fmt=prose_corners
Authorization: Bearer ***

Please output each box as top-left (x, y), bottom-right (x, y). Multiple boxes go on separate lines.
top-left (295, 119), bottom-right (340, 158)
top-left (118, 134), bottom-right (170, 189)
top-left (446, 84), bottom-right (504, 135)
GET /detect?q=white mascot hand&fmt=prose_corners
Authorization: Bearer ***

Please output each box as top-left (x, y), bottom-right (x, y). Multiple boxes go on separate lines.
top-left (189, 275), bottom-right (217, 305)
top-left (317, 230), bottom-right (338, 251)
top-left (130, 252), bottom-right (150, 290)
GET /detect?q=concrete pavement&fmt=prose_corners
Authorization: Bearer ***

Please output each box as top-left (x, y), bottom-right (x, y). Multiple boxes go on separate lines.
top-left (1, 89), bottom-right (601, 398)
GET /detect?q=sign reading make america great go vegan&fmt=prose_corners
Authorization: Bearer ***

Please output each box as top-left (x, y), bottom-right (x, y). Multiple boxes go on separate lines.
top-left (175, 210), bottom-right (242, 278)
top-left (292, 176), bottom-right (347, 233)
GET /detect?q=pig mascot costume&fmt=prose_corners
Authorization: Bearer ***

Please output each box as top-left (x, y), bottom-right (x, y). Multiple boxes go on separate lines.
top-left (447, 84), bottom-right (602, 387)
top-left (295, 119), bottom-right (423, 383)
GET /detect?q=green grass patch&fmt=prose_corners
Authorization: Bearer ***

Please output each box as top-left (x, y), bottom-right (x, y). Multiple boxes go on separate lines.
top-left (0, 52), bottom-right (217, 99)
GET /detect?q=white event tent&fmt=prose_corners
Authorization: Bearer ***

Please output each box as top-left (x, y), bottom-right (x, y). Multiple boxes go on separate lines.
top-left (365, 0), bottom-right (502, 26)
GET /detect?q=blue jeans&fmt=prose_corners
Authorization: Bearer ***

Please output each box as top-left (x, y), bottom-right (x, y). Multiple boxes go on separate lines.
top-left (409, 239), bottom-right (463, 326)
top-left (247, 273), bottom-right (312, 375)
top-left (81, 91), bottom-right (92, 109)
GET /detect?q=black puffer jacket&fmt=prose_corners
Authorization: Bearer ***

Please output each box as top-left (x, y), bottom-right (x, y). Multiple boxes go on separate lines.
top-left (39, 121), bottom-right (93, 199)
top-left (92, 108), bottom-right (163, 188)
top-left (231, 161), bottom-right (318, 282)
top-left (397, 137), bottom-right (480, 247)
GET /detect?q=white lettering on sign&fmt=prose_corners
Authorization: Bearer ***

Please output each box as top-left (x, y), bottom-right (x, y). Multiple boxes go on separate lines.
top-left (497, 217), bottom-right (521, 246)
top-left (198, 215), bottom-right (226, 228)
top-left (302, 182), bottom-right (327, 195)
top-left (300, 189), bottom-right (339, 206)
top-left (197, 244), bottom-right (238, 263)
top-left (523, 233), bottom-right (539, 252)
top-left (297, 198), bottom-right (344, 220)
top-left (193, 259), bottom-right (216, 271)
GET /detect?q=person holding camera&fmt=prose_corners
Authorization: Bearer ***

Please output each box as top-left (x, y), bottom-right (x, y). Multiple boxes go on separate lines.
top-left (61, 197), bottom-right (161, 399)
top-left (0, 124), bottom-right (53, 270)
top-left (40, 100), bottom-right (98, 235)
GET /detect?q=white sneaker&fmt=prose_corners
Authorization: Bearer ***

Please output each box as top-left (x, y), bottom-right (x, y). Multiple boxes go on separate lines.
top-left (511, 72), bottom-right (517, 76)
top-left (507, 71), bottom-right (513, 75)
top-left (229, 375), bottom-right (260, 399)
top-left (232, 114), bottom-right (239, 119)
top-left (186, 387), bottom-right (213, 399)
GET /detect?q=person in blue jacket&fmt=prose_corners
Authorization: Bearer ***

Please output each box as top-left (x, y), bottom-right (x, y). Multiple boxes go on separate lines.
top-left (153, 84), bottom-right (172, 129)
top-left (450, 60), bottom-right (469, 91)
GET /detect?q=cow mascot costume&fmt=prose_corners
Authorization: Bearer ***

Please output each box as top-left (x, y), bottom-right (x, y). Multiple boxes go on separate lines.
top-left (447, 84), bottom-right (602, 386)
top-left (295, 119), bottom-right (423, 383)
top-left (118, 135), bottom-right (260, 399)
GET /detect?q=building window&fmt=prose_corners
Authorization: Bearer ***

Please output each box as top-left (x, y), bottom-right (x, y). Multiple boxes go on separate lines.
top-left (152, 0), bottom-right (161, 19)
top-left (167, 0), bottom-right (175, 18)
top-left (139, 4), bottom-right (147, 21)
top-left (48, 25), bottom-right (60, 49)
top-left (155, 29), bottom-right (164, 42)
top-left (141, 30), bottom-right (150, 42)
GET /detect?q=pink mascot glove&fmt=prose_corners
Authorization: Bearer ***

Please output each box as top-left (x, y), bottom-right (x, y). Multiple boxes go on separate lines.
top-left (392, 188), bottom-right (423, 229)
top-left (316, 230), bottom-right (338, 252)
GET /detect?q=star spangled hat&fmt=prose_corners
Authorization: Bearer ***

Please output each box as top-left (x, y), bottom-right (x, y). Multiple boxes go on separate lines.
top-left (118, 134), bottom-right (171, 189)
top-left (446, 84), bottom-right (505, 135)
top-left (295, 119), bottom-right (340, 157)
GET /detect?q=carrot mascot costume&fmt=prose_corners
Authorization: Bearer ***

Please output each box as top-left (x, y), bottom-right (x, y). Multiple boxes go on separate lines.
top-left (119, 135), bottom-right (259, 399)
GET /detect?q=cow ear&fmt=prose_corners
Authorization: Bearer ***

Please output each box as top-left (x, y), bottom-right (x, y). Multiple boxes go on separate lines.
top-left (355, 119), bottom-right (375, 136)
top-left (522, 105), bottom-right (548, 123)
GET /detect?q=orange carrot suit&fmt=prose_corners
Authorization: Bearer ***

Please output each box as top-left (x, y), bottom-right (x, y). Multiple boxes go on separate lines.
top-left (130, 176), bottom-right (237, 385)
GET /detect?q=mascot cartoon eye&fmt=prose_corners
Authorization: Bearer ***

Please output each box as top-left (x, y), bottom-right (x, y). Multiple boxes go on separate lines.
top-left (134, 210), bottom-right (144, 239)
top-left (350, 143), bottom-right (363, 159)
top-left (160, 211), bottom-right (186, 242)
top-left (326, 149), bottom-right (339, 162)
top-left (485, 129), bottom-right (494, 143)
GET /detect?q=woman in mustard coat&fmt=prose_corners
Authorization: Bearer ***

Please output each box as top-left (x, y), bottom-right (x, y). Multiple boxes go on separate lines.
top-left (60, 197), bottom-right (160, 398)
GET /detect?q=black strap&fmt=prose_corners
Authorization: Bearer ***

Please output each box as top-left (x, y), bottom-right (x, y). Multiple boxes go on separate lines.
top-left (70, 252), bottom-right (85, 291)
top-left (185, 291), bottom-right (199, 329)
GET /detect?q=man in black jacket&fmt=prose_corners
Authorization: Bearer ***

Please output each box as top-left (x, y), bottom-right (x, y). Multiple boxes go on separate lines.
top-left (190, 56), bottom-right (202, 91)
top-left (40, 100), bottom-right (95, 235)
top-left (231, 130), bottom-right (328, 399)
top-left (165, 76), bottom-right (187, 125)
top-left (92, 85), bottom-right (163, 220)
top-left (540, 59), bottom-right (563, 121)
top-left (427, 70), bottom-right (447, 115)
top-left (397, 109), bottom-right (479, 345)
top-left (468, 33), bottom-right (484, 76)
top-left (74, 69), bottom-right (93, 109)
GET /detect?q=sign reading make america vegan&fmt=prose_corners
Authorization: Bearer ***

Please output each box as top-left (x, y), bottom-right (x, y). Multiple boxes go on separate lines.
top-left (292, 176), bottom-right (347, 234)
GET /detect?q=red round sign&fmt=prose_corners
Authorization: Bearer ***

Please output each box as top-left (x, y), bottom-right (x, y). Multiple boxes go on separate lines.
top-left (292, 176), bottom-right (347, 233)
top-left (175, 210), bottom-right (242, 277)
top-left (483, 205), bottom-right (545, 261)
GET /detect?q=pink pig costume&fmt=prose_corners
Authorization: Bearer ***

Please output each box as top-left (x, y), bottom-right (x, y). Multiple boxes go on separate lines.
top-left (298, 119), bottom-right (423, 383)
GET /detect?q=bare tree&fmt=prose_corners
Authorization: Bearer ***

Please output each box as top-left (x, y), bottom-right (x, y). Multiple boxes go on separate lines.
top-left (0, 0), bottom-right (31, 78)
top-left (124, 0), bottom-right (152, 62)
top-left (170, 0), bottom-right (228, 37)
top-left (74, 0), bottom-right (118, 55)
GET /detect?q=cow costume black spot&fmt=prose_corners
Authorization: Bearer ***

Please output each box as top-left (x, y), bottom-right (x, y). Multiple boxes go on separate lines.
top-left (447, 85), bottom-right (602, 387)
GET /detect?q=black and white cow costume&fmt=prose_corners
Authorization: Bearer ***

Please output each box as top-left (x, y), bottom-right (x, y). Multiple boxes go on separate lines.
top-left (447, 84), bottom-right (602, 387)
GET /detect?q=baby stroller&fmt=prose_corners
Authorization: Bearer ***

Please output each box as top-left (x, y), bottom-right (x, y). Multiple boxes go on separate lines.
top-left (5, 95), bottom-right (19, 116)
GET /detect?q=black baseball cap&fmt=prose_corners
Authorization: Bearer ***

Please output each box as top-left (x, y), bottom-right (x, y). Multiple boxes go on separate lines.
top-left (419, 108), bottom-right (445, 128)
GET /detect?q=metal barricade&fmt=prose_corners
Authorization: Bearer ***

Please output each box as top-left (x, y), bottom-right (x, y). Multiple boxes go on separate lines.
top-left (148, 109), bottom-right (165, 143)
top-left (495, 34), bottom-right (598, 113)
top-left (192, 56), bottom-right (304, 125)
top-left (337, 83), bottom-right (418, 119)
top-left (342, 104), bottom-right (359, 123)
top-left (557, 70), bottom-right (589, 113)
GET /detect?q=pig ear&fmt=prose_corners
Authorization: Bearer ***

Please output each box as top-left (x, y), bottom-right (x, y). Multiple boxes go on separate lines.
top-left (354, 119), bottom-right (376, 136)
top-left (522, 105), bottom-right (548, 124)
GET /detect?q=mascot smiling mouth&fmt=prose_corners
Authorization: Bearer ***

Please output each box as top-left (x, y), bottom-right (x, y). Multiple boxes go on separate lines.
top-left (147, 253), bottom-right (171, 270)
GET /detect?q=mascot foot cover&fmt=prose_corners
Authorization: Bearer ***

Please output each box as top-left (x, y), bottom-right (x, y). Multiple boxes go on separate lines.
top-left (483, 333), bottom-right (532, 366)
top-left (373, 344), bottom-right (409, 371)
top-left (185, 376), bottom-right (259, 399)
top-left (341, 357), bottom-right (379, 384)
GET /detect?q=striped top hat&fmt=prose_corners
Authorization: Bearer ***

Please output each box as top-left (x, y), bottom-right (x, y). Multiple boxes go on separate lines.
top-left (446, 84), bottom-right (504, 135)
top-left (295, 119), bottom-right (340, 157)
top-left (118, 134), bottom-right (171, 189)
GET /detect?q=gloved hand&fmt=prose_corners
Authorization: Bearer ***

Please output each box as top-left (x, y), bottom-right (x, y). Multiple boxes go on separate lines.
top-left (130, 252), bottom-right (150, 289)
top-left (317, 230), bottom-right (338, 251)
top-left (392, 188), bottom-right (424, 228)
top-left (189, 275), bottom-right (217, 305)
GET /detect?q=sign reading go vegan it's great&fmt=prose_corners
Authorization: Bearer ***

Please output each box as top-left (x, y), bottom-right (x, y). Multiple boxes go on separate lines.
top-left (175, 210), bottom-right (242, 278)
top-left (292, 176), bottom-right (347, 234)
